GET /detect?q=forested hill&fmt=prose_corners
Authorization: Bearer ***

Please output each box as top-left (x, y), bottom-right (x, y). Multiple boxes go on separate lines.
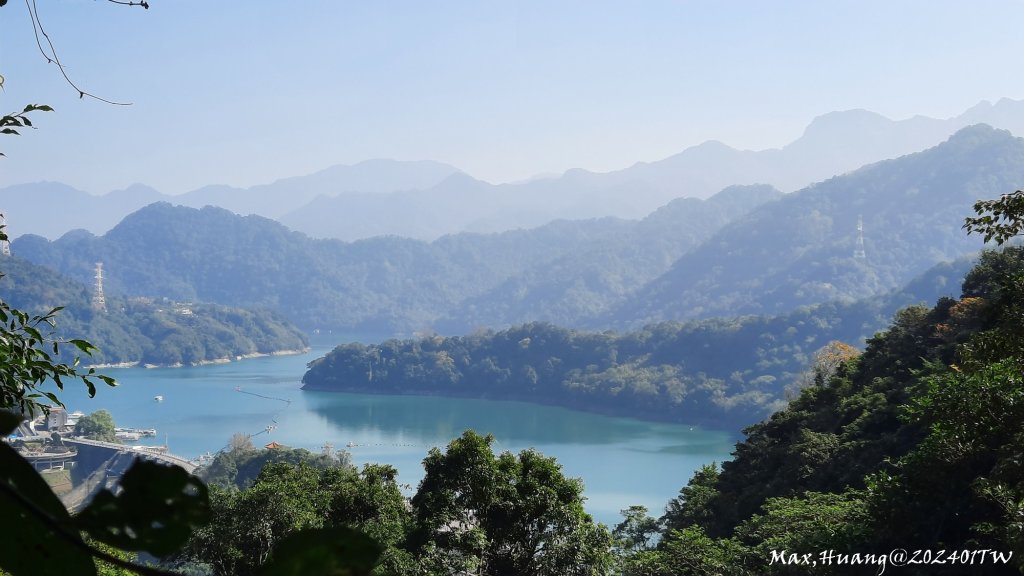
top-left (0, 256), bottom-right (308, 367)
top-left (624, 245), bottom-right (1024, 575)
top-left (433, 184), bottom-right (783, 332)
top-left (11, 185), bottom-right (779, 334)
top-left (608, 124), bottom-right (1024, 328)
top-left (301, 252), bottom-right (978, 427)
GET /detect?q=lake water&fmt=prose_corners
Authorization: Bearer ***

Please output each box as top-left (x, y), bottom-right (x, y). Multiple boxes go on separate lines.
top-left (55, 339), bottom-right (738, 526)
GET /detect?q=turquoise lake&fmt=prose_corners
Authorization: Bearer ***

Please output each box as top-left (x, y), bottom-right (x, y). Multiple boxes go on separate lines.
top-left (55, 339), bottom-right (738, 526)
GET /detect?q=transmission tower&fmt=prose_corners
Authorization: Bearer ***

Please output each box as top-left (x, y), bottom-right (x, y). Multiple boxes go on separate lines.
top-left (0, 212), bottom-right (10, 257)
top-left (853, 216), bottom-right (866, 259)
top-left (92, 262), bottom-right (107, 312)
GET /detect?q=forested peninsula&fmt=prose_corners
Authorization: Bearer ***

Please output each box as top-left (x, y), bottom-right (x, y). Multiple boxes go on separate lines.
top-left (301, 253), bottom-right (975, 428)
top-left (0, 255), bottom-right (308, 367)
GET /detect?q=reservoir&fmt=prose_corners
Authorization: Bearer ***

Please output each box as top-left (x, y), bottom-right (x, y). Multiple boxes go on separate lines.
top-left (54, 338), bottom-right (738, 526)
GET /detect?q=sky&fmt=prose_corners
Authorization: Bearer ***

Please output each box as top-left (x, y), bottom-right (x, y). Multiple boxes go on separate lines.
top-left (2, 0), bottom-right (1024, 195)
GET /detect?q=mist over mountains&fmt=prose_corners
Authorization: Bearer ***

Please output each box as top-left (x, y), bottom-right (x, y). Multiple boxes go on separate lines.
top-left (11, 183), bottom-right (776, 335)
top-left (9, 125), bottom-right (1019, 338)
top-left (6, 98), bottom-right (1024, 242)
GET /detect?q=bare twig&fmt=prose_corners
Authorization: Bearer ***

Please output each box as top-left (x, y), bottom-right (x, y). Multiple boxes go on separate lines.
top-left (25, 0), bottom-right (133, 105)
top-left (106, 0), bottom-right (150, 7)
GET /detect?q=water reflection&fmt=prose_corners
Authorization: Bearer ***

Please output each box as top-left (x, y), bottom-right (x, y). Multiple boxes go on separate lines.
top-left (49, 343), bottom-right (737, 525)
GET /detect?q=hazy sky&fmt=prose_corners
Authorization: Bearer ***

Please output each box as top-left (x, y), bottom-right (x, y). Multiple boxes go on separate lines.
top-left (2, 0), bottom-right (1024, 194)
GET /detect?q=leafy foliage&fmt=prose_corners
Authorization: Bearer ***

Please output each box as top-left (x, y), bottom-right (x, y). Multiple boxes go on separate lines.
top-left (0, 104), bottom-right (53, 156)
top-left (964, 189), bottom-right (1024, 245)
top-left (75, 409), bottom-right (118, 442)
top-left (198, 443), bottom-right (352, 491)
top-left (0, 413), bottom-right (99, 576)
top-left (76, 461), bottom-right (211, 556)
top-left (409, 430), bottom-right (614, 576)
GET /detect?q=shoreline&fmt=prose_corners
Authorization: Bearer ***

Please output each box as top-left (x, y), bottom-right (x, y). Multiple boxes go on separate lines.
top-left (299, 382), bottom-right (750, 431)
top-left (86, 347), bottom-right (310, 370)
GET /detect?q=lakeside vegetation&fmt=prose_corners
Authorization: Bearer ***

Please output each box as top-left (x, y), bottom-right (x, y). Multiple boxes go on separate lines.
top-left (0, 255), bottom-right (308, 367)
top-left (301, 253), bottom-right (976, 427)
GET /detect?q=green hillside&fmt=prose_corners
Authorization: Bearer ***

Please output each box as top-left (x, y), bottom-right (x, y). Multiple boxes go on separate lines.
top-left (0, 256), bottom-right (308, 367)
top-left (11, 185), bottom-right (775, 334)
top-left (623, 244), bottom-right (1024, 575)
top-left (611, 125), bottom-right (1024, 328)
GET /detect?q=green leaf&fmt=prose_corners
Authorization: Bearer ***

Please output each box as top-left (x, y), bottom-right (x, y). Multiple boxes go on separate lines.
top-left (260, 526), bottom-right (383, 576)
top-left (0, 442), bottom-right (98, 575)
top-left (75, 460), bottom-right (210, 556)
top-left (69, 339), bottom-right (97, 355)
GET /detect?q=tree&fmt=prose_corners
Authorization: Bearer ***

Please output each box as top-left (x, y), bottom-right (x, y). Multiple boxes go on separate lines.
top-left (964, 189), bottom-right (1024, 245)
top-left (227, 432), bottom-right (255, 453)
top-left (622, 525), bottom-right (747, 576)
top-left (613, 505), bottom-right (659, 554)
top-left (791, 340), bottom-right (860, 393)
top-left (661, 463), bottom-right (720, 534)
top-left (75, 410), bottom-right (118, 443)
top-left (411, 430), bottom-right (613, 576)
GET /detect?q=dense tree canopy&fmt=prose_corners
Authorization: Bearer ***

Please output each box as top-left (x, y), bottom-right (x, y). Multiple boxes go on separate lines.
top-left (75, 410), bottom-right (118, 443)
top-left (621, 246), bottom-right (1024, 575)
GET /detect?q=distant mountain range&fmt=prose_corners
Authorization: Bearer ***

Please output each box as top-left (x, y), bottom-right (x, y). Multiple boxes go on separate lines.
top-left (11, 184), bottom-right (778, 334)
top-left (6, 98), bottom-right (1024, 241)
top-left (0, 160), bottom-right (460, 241)
top-left (9, 124), bottom-right (1020, 337)
top-left (606, 124), bottom-right (1024, 328)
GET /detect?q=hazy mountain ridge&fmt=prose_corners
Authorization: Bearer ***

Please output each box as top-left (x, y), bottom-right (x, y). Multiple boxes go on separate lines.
top-left (9, 186), bottom-right (777, 335)
top-left (276, 99), bottom-right (1024, 240)
top-left (0, 159), bottom-right (460, 240)
top-left (607, 124), bottom-right (1024, 328)
top-left (7, 99), bottom-right (1024, 241)
top-left (434, 184), bottom-right (784, 333)
top-left (11, 204), bottom-right (638, 334)
top-left (9, 125), bottom-right (1022, 336)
